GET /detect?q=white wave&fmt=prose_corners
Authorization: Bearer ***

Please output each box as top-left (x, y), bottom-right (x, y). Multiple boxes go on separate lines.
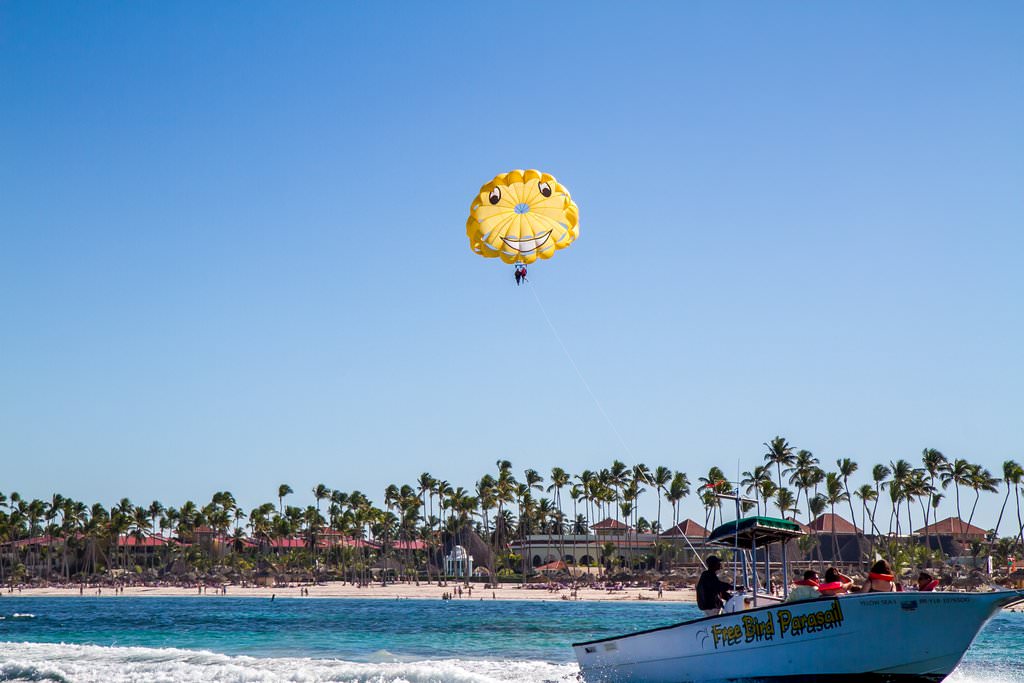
top-left (949, 663), bottom-right (1024, 683)
top-left (10, 614), bottom-right (35, 619)
top-left (0, 642), bottom-right (580, 683)
top-left (1, 642), bottom-right (1016, 683)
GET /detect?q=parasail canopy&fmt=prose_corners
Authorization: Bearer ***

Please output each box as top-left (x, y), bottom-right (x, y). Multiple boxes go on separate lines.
top-left (466, 169), bottom-right (579, 265)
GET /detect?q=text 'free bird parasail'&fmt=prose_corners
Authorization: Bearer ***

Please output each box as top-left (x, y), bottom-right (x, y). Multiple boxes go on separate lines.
top-left (466, 169), bottom-right (579, 265)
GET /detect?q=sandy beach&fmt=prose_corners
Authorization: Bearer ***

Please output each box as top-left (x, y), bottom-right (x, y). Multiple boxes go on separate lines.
top-left (7, 582), bottom-right (1019, 611)
top-left (2, 582), bottom-right (698, 604)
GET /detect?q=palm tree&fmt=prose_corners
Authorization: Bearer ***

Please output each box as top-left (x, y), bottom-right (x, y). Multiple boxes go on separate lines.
top-left (474, 475), bottom-right (497, 579)
top-left (278, 484), bottom-right (293, 516)
top-left (519, 470), bottom-right (543, 577)
top-left (870, 463), bottom-right (890, 540)
top-left (919, 449), bottom-right (946, 553)
top-left (618, 499), bottom-right (634, 570)
top-left (808, 494), bottom-right (827, 568)
top-left (652, 466), bottom-right (673, 532)
top-left (574, 470), bottom-right (596, 564)
top-left (146, 500), bottom-right (165, 537)
top-left (854, 484), bottom-right (877, 546)
top-left (787, 450), bottom-right (820, 523)
top-left (569, 485), bottom-right (584, 530)
top-left (757, 479), bottom-right (778, 517)
top-left (85, 503), bottom-right (108, 575)
top-left (624, 466), bottom-right (648, 555)
top-left (940, 458), bottom-right (972, 528)
top-left (433, 478), bottom-right (454, 578)
top-left (109, 498), bottom-right (134, 572)
top-left (631, 463), bottom-right (652, 541)
top-left (666, 472), bottom-right (691, 534)
top-left (1015, 471), bottom-right (1024, 552)
top-left (775, 488), bottom-right (797, 521)
top-left (45, 494), bottom-right (65, 577)
top-left (965, 465), bottom-right (999, 532)
top-left (888, 459), bottom-right (914, 536)
top-left (313, 484), bottom-right (330, 519)
top-left (547, 467), bottom-right (570, 567)
top-left (608, 460), bottom-right (628, 528)
top-left (494, 465), bottom-right (516, 578)
top-left (835, 458), bottom-right (863, 567)
top-left (26, 498), bottom-right (46, 572)
top-left (824, 472), bottom-right (849, 562)
top-left (763, 436), bottom-right (796, 494)
top-left (994, 461), bottom-right (1023, 544)
top-left (905, 470), bottom-right (935, 559)
top-left (415, 472), bottom-right (436, 580)
top-left (698, 467), bottom-right (728, 532)
top-left (65, 500), bottom-right (87, 581)
top-left (741, 465), bottom-right (772, 516)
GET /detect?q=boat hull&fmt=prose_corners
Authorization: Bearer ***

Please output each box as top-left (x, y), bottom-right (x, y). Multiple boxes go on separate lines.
top-left (573, 590), bottom-right (1024, 683)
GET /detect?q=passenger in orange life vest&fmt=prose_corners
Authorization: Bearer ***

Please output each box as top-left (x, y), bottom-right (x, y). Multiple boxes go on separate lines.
top-left (859, 559), bottom-right (897, 593)
top-left (787, 570), bottom-right (820, 602)
top-left (818, 567), bottom-right (854, 596)
top-left (917, 571), bottom-right (940, 592)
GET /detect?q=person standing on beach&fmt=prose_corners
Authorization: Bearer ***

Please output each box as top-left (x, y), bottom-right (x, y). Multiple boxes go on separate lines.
top-left (696, 556), bottom-right (733, 617)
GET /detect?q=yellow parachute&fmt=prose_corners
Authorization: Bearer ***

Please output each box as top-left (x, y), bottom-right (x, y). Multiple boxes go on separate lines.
top-left (466, 169), bottom-right (579, 265)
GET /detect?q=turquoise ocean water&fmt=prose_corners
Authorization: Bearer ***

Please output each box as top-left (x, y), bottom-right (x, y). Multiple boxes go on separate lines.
top-left (0, 597), bottom-right (1021, 682)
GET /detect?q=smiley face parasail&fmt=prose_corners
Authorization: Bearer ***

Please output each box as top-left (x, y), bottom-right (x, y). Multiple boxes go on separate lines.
top-left (466, 169), bottom-right (579, 265)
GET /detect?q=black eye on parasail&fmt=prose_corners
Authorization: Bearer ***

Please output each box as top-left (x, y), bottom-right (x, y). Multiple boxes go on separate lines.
top-left (488, 187), bottom-right (501, 205)
top-left (538, 181), bottom-right (552, 198)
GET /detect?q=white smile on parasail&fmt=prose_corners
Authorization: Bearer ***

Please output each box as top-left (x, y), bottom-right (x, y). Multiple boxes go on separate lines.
top-left (500, 231), bottom-right (551, 254)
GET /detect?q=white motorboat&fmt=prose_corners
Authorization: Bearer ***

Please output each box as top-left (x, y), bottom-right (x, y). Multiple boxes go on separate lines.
top-left (573, 514), bottom-right (1024, 682)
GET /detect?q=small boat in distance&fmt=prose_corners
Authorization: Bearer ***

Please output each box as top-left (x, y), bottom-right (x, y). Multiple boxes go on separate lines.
top-left (573, 505), bottom-right (1024, 682)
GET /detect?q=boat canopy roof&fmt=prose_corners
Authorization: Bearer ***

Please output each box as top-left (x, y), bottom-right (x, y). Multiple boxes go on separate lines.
top-left (707, 516), bottom-right (806, 549)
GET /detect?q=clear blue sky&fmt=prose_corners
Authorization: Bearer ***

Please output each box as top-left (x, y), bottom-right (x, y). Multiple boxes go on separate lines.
top-left (2, 2), bottom-right (1022, 530)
